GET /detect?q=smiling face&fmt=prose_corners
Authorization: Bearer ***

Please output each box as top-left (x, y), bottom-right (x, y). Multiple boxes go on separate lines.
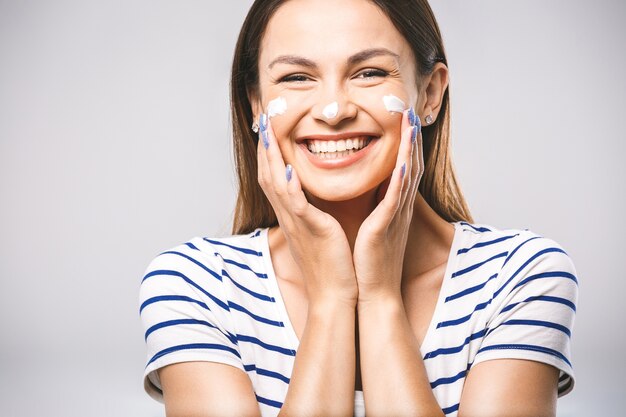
top-left (254, 0), bottom-right (421, 203)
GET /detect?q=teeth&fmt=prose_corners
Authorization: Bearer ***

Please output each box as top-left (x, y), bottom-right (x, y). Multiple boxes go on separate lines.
top-left (306, 136), bottom-right (371, 155)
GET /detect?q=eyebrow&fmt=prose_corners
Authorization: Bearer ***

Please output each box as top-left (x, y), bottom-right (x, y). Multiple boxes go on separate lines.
top-left (267, 48), bottom-right (400, 70)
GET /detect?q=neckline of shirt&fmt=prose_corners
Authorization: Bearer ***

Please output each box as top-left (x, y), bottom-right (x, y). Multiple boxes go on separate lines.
top-left (255, 222), bottom-right (468, 360)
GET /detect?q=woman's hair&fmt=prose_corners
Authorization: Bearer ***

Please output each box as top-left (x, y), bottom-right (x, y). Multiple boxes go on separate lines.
top-left (230, 0), bottom-right (473, 234)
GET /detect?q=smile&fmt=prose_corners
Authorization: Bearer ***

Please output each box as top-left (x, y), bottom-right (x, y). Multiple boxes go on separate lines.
top-left (298, 133), bottom-right (379, 168)
top-left (305, 136), bottom-right (374, 159)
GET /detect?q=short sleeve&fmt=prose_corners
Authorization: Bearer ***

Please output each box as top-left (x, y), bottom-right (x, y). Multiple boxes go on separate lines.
top-left (138, 243), bottom-right (244, 402)
top-left (473, 234), bottom-right (579, 396)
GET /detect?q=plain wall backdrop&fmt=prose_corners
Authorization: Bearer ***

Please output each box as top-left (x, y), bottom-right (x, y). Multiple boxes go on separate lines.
top-left (1, 1), bottom-right (623, 415)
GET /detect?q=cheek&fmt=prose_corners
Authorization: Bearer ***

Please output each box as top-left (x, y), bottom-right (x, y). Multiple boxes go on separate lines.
top-left (263, 94), bottom-right (309, 158)
top-left (352, 86), bottom-right (406, 115)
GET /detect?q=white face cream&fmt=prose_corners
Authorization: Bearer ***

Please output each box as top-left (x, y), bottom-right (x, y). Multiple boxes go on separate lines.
top-left (382, 94), bottom-right (406, 114)
top-left (322, 101), bottom-right (339, 119)
top-left (267, 96), bottom-right (287, 118)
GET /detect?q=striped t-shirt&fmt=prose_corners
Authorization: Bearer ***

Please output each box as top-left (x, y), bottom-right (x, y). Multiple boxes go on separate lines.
top-left (139, 221), bottom-right (578, 416)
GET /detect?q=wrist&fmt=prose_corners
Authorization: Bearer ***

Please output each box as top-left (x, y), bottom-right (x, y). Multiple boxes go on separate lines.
top-left (357, 292), bottom-right (404, 316)
top-left (308, 297), bottom-right (357, 316)
top-left (357, 288), bottom-right (403, 308)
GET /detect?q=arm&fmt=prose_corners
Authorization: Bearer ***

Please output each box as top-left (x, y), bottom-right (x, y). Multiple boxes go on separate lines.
top-left (357, 296), bottom-right (444, 417)
top-left (458, 359), bottom-right (559, 417)
top-left (160, 362), bottom-right (262, 417)
top-left (260, 115), bottom-right (357, 416)
top-left (357, 288), bottom-right (561, 417)
top-left (158, 300), bottom-right (356, 417)
top-left (354, 110), bottom-right (443, 416)
top-left (280, 301), bottom-right (356, 416)
top-left (157, 299), bottom-right (355, 417)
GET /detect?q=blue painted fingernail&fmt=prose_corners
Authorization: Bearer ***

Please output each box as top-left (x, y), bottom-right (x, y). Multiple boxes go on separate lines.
top-left (401, 162), bottom-right (406, 178)
top-left (259, 113), bottom-right (268, 132)
top-left (411, 125), bottom-right (418, 144)
top-left (415, 114), bottom-right (422, 134)
top-left (262, 129), bottom-right (269, 149)
top-left (408, 107), bottom-right (416, 126)
top-left (286, 164), bottom-right (293, 182)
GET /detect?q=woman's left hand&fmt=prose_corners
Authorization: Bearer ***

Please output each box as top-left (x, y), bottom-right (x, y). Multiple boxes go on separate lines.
top-left (353, 108), bottom-right (424, 303)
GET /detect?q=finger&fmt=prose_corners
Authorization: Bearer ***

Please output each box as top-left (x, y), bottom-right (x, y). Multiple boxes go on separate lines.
top-left (416, 116), bottom-right (425, 184)
top-left (261, 116), bottom-right (291, 202)
top-left (284, 164), bottom-right (329, 232)
top-left (397, 108), bottom-right (416, 208)
top-left (367, 108), bottom-right (414, 227)
top-left (403, 116), bottom-right (424, 215)
top-left (257, 114), bottom-right (273, 194)
top-left (367, 160), bottom-right (405, 229)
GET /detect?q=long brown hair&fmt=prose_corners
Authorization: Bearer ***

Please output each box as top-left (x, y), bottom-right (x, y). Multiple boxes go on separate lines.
top-left (230, 0), bottom-right (473, 234)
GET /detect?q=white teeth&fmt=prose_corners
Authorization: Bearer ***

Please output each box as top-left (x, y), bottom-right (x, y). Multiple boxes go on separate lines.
top-left (305, 136), bottom-right (372, 156)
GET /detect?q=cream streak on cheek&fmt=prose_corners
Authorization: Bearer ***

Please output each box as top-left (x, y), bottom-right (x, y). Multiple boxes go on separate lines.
top-left (267, 96), bottom-right (287, 118)
top-left (382, 94), bottom-right (406, 113)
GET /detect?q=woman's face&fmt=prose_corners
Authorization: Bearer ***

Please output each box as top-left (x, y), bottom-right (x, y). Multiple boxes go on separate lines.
top-left (255, 0), bottom-right (421, 202)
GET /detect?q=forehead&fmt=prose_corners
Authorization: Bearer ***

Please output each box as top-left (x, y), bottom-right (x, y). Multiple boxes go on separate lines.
top-left (260, 0), bottom-right (414, 67)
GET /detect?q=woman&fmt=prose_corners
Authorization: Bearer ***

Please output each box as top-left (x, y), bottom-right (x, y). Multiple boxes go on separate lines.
top-left (139, 0), bottom-right (578, 416)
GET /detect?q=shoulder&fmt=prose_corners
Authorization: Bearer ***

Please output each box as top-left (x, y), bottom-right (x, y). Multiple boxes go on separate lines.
top-left (496, 227), bottom-right (578, 290)
top-left (454, 221), bottom-right (578, 283)
top-left (139, 228), bottom-right (269, 309)
top-left (451, 221), bottom-right (579, 332)
top-left (141, 229), bottom-right (267, 279)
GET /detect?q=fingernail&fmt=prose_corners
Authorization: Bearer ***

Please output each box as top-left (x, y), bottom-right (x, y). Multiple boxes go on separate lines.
top-left (259, 113), bottom-right (268, 132)
top-left (411, 125), bottom-right (418, 144)
top-left (262, 130), bottom-right (269, 149)
top-left (408, 107), bottom-right (416, 126)
top-left (286, 164), bottom-right (293, 182)
top-left (401, 162), bottom-right (406, 179)
top-left (415, 114), bottom-right (422, 134)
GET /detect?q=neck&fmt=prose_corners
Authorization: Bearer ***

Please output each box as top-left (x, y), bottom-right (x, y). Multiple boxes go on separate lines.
top-left (269, 191), bottom-right (456, 284)
top-left (403, 193), bottom-right (456, 278)
top-left (306, 189), bottom-right (455, 272)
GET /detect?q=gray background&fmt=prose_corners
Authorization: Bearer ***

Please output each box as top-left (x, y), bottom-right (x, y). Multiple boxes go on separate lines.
top-left (0, 0), bottom-right (623, 415)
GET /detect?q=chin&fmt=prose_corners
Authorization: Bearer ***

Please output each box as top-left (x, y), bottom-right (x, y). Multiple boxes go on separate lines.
top-left (303, 180), bottom-right (381, 204)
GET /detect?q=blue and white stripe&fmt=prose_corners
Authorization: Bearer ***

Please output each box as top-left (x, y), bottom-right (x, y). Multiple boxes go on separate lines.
top-left (140, 223), bottom-right (577, 417)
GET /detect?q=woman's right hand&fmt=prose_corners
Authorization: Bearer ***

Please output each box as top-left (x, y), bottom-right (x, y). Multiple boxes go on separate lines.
top-left (257, 114), bottom-right (358, 308)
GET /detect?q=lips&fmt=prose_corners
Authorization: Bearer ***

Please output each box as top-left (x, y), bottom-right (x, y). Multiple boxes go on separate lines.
top-left (306, 136), bottom-right (373, 156)
top-left (297, 133), bottom-right (379, 167)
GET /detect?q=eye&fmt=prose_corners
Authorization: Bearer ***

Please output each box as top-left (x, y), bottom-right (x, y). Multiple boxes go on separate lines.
top-left (279, 73), bottom-right (312, 83)
top-left (356, 68), bottom-right (389, 79)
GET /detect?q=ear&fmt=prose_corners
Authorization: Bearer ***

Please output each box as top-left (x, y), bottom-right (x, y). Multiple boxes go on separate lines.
top-left (417, 63), bottom-right (449, 124)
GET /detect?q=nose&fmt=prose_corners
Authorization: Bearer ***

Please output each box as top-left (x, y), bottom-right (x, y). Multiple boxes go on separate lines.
top-left (311, 83), bottom-right (357, 126)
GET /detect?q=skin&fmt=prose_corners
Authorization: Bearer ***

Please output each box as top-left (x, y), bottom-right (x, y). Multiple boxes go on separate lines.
top-left (159, 0), bottom-right (560, 416)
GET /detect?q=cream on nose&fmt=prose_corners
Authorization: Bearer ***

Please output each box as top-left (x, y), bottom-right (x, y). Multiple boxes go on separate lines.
top-left (322, 101), bottom-right (339, 119)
